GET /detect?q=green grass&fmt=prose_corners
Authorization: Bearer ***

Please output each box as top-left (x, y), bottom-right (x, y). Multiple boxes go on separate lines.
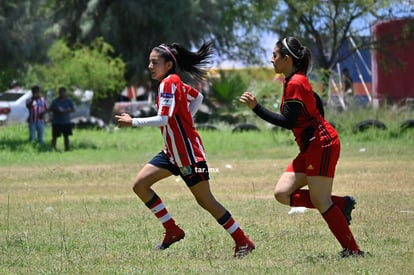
top-left (1, 110), bottom-right (414, 274)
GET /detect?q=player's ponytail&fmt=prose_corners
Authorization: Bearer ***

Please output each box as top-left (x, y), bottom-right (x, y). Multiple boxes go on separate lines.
top-left (154, 41), bottom-right (214, 81)
top-left (277, 37), bottom-right (312, 75)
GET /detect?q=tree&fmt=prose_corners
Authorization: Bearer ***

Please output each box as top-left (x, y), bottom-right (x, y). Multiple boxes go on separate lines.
top-left (25, 37), bottom-right (125, 99)
top-left (2, 0), bottom-right (410, 94)
top-left (251, 0), bottom-right (411, 94)
top-left (0, 0), bottom-right (55, 90)
top-left (49, 0), bottom-right (274, 82)
top-left (265, 0), bottom-right (410, 70)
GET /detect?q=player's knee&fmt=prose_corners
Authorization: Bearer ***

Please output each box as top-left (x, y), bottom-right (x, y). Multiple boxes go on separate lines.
top-left (274, 189), bottom-right (289, 205)
top-left (131, 181), bottom-right (140, 195)
top-left (132, 178), bottom-right (147, 195)
top-left (310, 196), bottom-right (332, 213)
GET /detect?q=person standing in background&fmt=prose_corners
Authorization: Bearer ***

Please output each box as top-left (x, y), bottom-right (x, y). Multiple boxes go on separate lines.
top-left (342, 68), bottom-right (355, 107)
top-left (49, 87), bottom-right (75, 151)
top-left (26, 85), bottom-right (48, 145)
top-left (343, 68), bottom-right (354, 95)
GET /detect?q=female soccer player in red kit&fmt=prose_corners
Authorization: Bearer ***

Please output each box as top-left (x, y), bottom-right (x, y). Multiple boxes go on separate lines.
top-left (240, 37), bottom-right (364, 257)
top-left (115, 42), bottom-right (254, 257)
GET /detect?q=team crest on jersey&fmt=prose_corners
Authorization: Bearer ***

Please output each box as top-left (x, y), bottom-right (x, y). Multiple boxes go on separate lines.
top-left (179, 166), bottom-right (192, 176)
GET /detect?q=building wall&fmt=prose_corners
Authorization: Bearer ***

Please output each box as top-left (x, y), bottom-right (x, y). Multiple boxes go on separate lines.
top-left (372, 18), bottom-right (414, 103)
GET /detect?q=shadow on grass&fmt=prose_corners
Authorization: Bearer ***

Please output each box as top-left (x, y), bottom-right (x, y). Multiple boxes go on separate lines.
top-left (0, 137), bottom-right (100, 153)
top-left (0, 137), bottom-right (48, 152)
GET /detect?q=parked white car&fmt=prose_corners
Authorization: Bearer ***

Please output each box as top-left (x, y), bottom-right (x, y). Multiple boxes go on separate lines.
top-left (0, 88), bottom-right (32, 125)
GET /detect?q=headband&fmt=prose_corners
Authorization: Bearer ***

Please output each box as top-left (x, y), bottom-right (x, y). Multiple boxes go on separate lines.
top-left (282, 38), bottom-right (300, 59)
top-left (159, 45), bottom-right (177, 64)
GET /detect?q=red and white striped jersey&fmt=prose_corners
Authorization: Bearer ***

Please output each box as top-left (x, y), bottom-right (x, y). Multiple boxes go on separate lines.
top-left (184, 83), bottom-right (199, 103)
top-left (157, 74), bottom-right (206, 167)
top-left (26, 97), bottom-right (48, 122)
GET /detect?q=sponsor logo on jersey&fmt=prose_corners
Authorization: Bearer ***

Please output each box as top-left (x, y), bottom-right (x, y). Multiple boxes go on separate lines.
top-left (160, 92), bottom-right (174, 98)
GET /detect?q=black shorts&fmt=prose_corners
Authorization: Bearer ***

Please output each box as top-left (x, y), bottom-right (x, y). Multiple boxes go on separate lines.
top-left (52, 124), bottom-right (73, 138)
top-left (148, 151), bottom-right (210, 187)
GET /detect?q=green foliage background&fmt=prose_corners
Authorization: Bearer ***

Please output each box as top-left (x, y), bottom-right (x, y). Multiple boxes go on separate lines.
top-left (25, 38), bottom-right (126, 99)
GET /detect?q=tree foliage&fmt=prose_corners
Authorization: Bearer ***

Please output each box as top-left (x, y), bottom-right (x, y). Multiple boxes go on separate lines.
top-left (25, 37), bottom-right (126, 99)
top-left (0, 0), bottom-right (411, 94)
top-left (0, 0), bottom-right (54, 90)
top-left (266, 0), bottom-right (409, 70)
top-left (51, 0), bottom-right (274, 81)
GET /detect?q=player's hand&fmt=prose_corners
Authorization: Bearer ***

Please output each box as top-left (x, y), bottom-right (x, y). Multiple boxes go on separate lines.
top-left (240, 91), bottom-right (258, 110)
top-left (115, 113), bottom-right (133, 128)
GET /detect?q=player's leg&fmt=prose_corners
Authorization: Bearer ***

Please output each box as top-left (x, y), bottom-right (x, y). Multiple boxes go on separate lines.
top-left (275, 171), bottom-right (355, 224)
top-left (285, 143), bottom-right (356, 224)
top-left (133, 162), bottom-right (184, 250)
top-left (188, 180), bottom-right (225, 218)
top-left (189, 180), bottom-right (255, 257)
top-left (132, 163), bottom-right (171, 202)
top-left (308, 176), bottom-right (362, 256)
top-left (307, 176), bottom-right (334, 213)
top-left (274, 171), bottom-right (307, 205)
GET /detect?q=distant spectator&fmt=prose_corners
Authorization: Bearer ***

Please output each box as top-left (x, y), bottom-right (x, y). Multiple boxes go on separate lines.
top-left (49, 87), bottom-right (75, 151)
top-left (26, 85), bottom-right (48, 145)
top-left (343, 68), bottom-right (353, 95)
top-left (343, 68), bottom-right (354, 107)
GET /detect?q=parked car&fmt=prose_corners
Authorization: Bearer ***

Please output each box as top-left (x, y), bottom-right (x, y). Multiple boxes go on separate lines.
top-left (0, 88), bottom-right (32, 125)
top-left (0, 87), bottom-right (105, 129)
top-left (112, 88), bottom-right (157, 123)
top-left (68, 89), bottom-right (106, 129)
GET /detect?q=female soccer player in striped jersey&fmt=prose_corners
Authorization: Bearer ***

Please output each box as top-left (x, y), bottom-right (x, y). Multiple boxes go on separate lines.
top-left (240, 37), bottom-right (364, 257)
top-left (115, 42), bottom-right (254, 257)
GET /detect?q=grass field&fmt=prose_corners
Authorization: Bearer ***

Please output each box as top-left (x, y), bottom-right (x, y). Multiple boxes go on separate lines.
top-left (1, 120), bottom-right (414, 274)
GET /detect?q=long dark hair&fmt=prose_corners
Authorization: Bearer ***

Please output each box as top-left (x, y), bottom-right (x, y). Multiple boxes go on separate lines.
top-left (153, 41), bottom-right (214, 81)
top-left (277, 37), bottom-right (312, 75)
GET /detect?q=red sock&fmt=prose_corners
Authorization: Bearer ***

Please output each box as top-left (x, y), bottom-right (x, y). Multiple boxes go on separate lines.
top-left (322, 205), bottom-right (360, 252)
top-left (146, 195), bottom-right (176, 230)
top-left (217, 211), bottom-right (247, 243)
top-left (291, 189), bottom-right (345, 209)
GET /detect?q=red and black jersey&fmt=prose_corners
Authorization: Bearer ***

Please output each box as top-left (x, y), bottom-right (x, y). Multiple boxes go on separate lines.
top-left (156, 74), bottom-right (206, 167)
top-left (281, 72), bottom-right (337, 148)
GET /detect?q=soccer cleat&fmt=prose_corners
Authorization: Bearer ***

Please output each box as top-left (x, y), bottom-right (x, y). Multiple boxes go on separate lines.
top-left (233, 237), bottom-right (255, 257)
top-left (155, 226), bottom-right (185, 250)
top-left (343, 196), bottom-right (356, 225)
top-left (340, 248), bottom-right (365, 258)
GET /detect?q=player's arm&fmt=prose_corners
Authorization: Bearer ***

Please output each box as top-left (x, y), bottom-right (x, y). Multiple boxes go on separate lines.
top-left (188, 92), bottom-right (203, 117)
top-left (240, 91), bottom-right (301, 129)
top-left (185, 84), bottom-right (203, 116)
top-left (115, 113), bottom-right (168, 128)
top-left (116, 83), bottom-right (174, 128)
top-left (253, 102), bottom-right (301, 129)
top-left (131, 115), bottom-right (168, 127)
